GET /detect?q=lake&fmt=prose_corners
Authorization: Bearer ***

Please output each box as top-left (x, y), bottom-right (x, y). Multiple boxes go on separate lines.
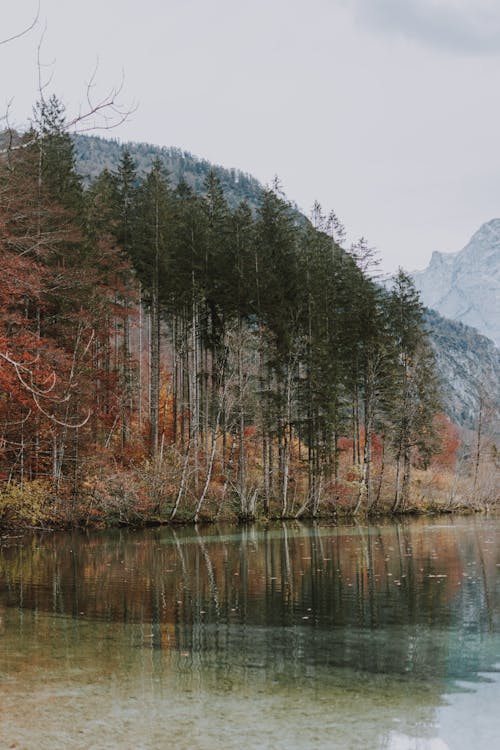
top-left (0, 516), bottom-right (499, 749)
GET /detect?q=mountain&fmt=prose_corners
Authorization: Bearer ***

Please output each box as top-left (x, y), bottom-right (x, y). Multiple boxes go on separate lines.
top-left (72, 134), bottom-right (267, 212)
top-left (424, 309), bottom-right (500, 430)
top-left (72, 134), bottom-right (498, 430)
top-left (412, 219), bottom-right (500, 347)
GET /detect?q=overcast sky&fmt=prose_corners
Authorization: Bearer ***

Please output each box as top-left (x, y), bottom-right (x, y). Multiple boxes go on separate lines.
top-left (4, 0), bottom-right (500, 271)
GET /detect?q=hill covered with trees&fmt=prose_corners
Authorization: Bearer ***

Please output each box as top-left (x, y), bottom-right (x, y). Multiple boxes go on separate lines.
top-left (0, 101), bottom-right (496, 527)
top-left (72, 133), bottom-right (268, 211)
top-left (73, 133), bottom-right (499, 434)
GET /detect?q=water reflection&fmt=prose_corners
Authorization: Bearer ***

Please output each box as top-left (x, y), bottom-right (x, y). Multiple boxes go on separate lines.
top-left (0, 517), bottom-right (498, 749)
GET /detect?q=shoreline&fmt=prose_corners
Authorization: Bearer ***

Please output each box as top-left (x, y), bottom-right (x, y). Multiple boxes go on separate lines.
top-left (1, 501), bottom-right (495, 536)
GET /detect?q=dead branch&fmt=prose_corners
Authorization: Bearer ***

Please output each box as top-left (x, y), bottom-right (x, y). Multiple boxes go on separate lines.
top-left (1, 26), bottom-right (136, 158)
top-left (0, 409), bottom-right (33, 429)
top-left (0, 351), bottom-right (58, 397)
top-left (30, 390), bottom-right (90, 428)
top-left (0, 349), bottom-right (91, 429)
top-left (0, 2), bottom-right (40, 46)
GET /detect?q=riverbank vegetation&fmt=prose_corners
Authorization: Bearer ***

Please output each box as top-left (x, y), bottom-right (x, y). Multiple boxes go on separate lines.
top-left (0, 99), bottom-right (497, 528)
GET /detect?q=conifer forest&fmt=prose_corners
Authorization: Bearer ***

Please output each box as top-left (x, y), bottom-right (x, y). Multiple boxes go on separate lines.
top-left (0, 99), bottom-right (496, 528)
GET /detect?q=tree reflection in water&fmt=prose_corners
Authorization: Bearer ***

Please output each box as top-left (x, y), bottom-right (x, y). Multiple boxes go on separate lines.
top-left (0, 517), bottom-right (498, 749)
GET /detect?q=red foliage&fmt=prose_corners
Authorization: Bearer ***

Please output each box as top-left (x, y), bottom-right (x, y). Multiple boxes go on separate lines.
top-left (337, 437), bottom-right (353, 453)
top-left (371, 432), bottom-right (383, 459)
top-left (0, 141), bottom-right (137, 486)
top-left (431, 413), bottom-right (461, 470)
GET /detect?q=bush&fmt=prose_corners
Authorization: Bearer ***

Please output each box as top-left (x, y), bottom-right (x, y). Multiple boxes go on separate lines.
top-left (0, 480), bottom-right (55, 527)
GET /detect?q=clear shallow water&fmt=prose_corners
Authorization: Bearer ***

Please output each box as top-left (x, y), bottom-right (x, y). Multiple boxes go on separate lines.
top-left (0, 517), bottom-right (498, 749)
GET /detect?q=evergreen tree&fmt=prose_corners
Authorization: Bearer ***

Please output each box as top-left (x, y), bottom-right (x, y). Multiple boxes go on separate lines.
top-left (133, 160), bottom-right (171, 457)
top-left (387, 270), bottom-right (440, 511)
top-left (32, 95), bottom-right (83, 210)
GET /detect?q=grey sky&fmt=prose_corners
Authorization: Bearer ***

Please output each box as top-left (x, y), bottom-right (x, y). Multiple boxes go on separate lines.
top-left (353, 0), bottom-right (500, 53)
top-left (4, 0), bottom-right (500, 272)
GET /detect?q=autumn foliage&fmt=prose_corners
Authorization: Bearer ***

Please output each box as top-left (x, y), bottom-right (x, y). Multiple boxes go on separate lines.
top-left (1, 99), bottom-right (494, 528)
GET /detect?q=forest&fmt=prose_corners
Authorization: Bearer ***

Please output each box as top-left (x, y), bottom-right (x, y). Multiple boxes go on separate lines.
top-left (0, 98), bottom-right (495, 528)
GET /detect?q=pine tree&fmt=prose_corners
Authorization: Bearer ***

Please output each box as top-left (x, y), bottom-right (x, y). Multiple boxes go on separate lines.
top-left (32, 95), bottom-right (83, 210)
top-left (387, 270), bottom-right (440, 511)
top-left (133, 160), bottom-right (171, 457)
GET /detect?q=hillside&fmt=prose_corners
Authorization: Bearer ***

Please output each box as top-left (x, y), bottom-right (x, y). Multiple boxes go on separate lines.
top-left (72, 134), bottom-right (499, 431)
top-left (424, 309), bottom-right (500, 430)
top-left (413, 219), bottom-right (500, 347)
top-left (1, 126), bottom-right (498, 524)
top-left (72, 134), bottom-right (267, 212)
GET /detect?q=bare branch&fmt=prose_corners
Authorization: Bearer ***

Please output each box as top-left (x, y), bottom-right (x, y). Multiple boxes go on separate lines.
top-left (1, 28), bottom-right (136, 159)
top-left (31, 391), bottom-right (91, 428)
top-left (0, 2), bottom-right (40, 46)
top-left (0, 351), bottom-right (58, 396)
top-left (0, 98), bottom-right (13, 126)
top-left (36, 23), bottom-right (56, 104)
top-left (81, 329), bottom-right (95, 358)
top-left (66, 72), bottom-right (138, 134)
top-left (0, 409), bottom-right (33, 429)
top-left (0, 350), bottom-right (92, 428)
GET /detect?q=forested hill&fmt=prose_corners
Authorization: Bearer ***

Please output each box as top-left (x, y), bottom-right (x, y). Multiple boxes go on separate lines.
top-left (72, 133), bottom-right (499, 431)
top-left (2, 113), bottom-right (446, 520)
top-left (72, 133), bottom-right (267, 211)
top-left (1, 112), bottom-right (497, 524)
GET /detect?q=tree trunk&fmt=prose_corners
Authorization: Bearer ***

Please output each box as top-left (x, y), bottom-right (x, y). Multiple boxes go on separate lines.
top-left (149, 284), bottom-right (160, 458)
top-left (473, 394), bottom-right (484, 491)
top-left (191, 277), bottom-right (199, 493)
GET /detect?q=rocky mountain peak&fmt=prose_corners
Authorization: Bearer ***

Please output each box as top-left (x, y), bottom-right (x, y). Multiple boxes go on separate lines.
top-left (412, 219), bottom-right (500, 346)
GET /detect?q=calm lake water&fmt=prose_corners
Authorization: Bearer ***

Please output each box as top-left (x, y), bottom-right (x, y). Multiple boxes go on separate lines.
top-left (0, 516), bottom-right (499, 749)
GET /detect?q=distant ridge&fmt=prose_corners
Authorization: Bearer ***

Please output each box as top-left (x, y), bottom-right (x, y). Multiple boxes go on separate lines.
top-left (72, 133), bottom-right (267, 211)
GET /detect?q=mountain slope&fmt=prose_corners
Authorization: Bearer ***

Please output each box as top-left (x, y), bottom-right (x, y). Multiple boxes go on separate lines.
top-left (72, 134), bottom-right (267, 212)
top-left (424, 309), bottom-right (500, 430)
top-left (72, 134), bottom-right (499, 429)
top-left (413, 219), bottom-right (500, 346)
